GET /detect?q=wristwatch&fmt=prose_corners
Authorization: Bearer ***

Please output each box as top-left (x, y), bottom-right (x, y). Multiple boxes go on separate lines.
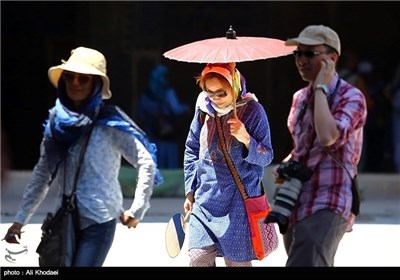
top-left (314, 84), bottom-right (329, 95)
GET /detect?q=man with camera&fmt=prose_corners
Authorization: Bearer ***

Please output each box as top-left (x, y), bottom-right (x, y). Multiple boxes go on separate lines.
top-left (265, 25), bottom-right (367, 266)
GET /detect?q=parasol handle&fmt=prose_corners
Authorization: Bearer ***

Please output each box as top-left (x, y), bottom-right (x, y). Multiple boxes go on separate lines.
top-left (230, 62), bottom-right (237, 118)
top-left (227, 26), bottom-right (237, 118)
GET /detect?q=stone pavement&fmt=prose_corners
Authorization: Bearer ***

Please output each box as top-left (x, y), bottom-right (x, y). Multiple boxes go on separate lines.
top-left (1, 171), bottom-right (399, 267)
top-left (1, 197), bottom-right (399, 267)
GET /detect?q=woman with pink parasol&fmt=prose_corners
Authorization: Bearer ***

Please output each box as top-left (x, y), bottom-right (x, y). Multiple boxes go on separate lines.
top-left (181, 62), bottom-right (274, 266)
top-left (164, 27), bottom-right (294, 266)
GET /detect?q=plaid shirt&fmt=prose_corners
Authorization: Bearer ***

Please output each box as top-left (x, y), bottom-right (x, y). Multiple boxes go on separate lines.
top-left (287, 75), bottom-right (367, 225)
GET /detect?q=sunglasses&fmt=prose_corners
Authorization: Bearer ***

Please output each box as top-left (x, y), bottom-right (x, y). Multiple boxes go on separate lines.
top-left (205, 90), bottom-right (228, 98)
top-left (293, 50), bottom-right (328, 58)
top-left (62, 71), bottom-right (93, 84)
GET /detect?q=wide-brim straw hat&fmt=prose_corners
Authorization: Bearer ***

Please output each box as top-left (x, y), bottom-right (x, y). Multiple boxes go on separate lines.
top-left (48, 46), bottom-right (112, 99)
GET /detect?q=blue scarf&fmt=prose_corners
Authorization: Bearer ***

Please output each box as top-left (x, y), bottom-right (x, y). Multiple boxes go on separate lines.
top-left (43, 78), bottom-right (163, 186)
top-left (96, 105), bottom-right (163, 186)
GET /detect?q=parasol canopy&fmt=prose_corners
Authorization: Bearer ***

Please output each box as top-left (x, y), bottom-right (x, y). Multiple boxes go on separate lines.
top-left (163, 26), bottom-right (296, 117)
top-left (163, 26), bottom-right (296, 64)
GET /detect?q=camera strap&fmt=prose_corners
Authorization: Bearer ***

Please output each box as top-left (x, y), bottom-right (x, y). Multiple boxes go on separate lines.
top-left (297, 78), bottom-right (341, 124)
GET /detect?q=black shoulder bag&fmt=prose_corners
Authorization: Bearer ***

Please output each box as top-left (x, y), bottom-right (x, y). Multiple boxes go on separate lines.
top-left (36, 126), bottom-right (93, 267)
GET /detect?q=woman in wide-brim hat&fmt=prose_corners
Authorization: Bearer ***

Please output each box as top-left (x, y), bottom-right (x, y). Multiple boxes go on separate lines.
top-left (3, 46), bottom-right (163, 267)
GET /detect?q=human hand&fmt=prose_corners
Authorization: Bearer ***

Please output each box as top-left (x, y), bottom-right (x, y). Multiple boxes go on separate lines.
top-left (315, 59), bottom-right (336, 86)
top-left (272, 165), bottom-right (285, 185)
top-left (227, 118), bottom-right (250, 146)
top-left (119, 210), bottom-right (140, 229)
top-left (184, 192), bottom-right (194, 214)
top-left (2, 223), bottom-right (23, 244)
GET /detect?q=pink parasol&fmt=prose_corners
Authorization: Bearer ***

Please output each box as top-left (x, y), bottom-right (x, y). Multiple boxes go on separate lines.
top-left (163, 26), bottom-right (296, 64)
top-left (163, 26), bottom-right (296, 116)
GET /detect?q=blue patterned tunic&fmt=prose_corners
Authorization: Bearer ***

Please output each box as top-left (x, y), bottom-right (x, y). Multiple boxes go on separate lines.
top-left (184, 92), bottom-right (274, 262)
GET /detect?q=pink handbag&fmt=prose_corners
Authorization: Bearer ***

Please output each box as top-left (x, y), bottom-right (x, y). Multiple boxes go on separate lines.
top-left (244, 193), bottom-right (279, 260)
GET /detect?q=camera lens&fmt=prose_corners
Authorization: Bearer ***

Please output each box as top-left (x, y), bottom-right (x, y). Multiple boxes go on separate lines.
top-left (264, 178), bottom-right (302, 234)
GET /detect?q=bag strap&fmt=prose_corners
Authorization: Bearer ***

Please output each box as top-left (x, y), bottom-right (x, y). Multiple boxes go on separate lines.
top-left (63, 125), bottom-right (94, 211)
top-left (214, 113), bottom-right (249, 200)
top-left (73, 126), bottom-right (94, 192)
top-left (323, 147), bottom-right (354, 180)
top-left (324, 147), bottom-right (360, 215)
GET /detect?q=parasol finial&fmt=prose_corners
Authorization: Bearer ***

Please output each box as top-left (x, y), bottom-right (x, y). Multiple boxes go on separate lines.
top-left (226, 25), bottom-right (237, 40)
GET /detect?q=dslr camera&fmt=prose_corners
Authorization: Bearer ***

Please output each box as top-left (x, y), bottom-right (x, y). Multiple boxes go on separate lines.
top-left (264, 160), bottom-right (313, 234)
